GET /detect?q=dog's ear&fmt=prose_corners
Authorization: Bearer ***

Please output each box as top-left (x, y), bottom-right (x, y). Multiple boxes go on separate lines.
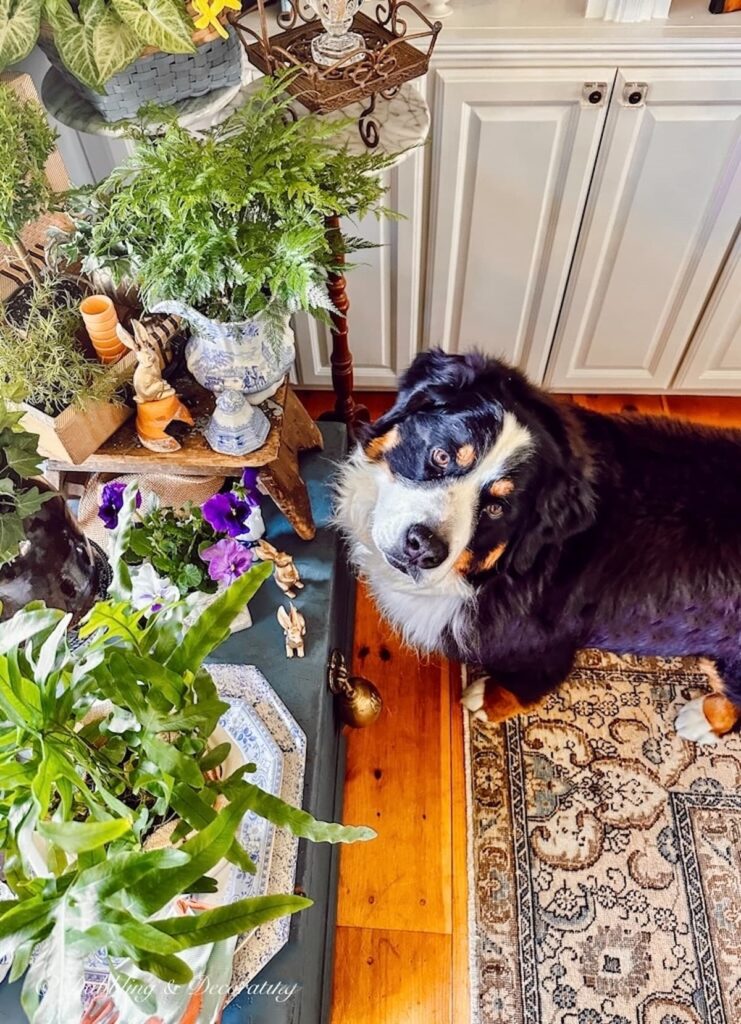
top-left (357, 349), bottom-right (490, 446)
top-left (508, 432), bottom-right (596, 575)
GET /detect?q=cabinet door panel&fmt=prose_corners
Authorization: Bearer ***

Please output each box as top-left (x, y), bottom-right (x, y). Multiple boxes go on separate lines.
top-left (425, 68), bottom-right (612, 382)
top-left (547, 67), bottom-right (741, 391)
top-left (673, 233), bottom-right (741, 392)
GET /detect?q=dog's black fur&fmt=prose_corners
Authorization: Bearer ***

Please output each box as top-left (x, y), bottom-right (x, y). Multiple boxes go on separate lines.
top-left (359, 350), bottom-right (741, 713)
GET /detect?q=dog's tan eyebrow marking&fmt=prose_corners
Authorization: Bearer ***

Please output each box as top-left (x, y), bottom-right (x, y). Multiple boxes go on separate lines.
top-left (365, 426), bottom-right (400, 461)
top-left (489, 479), bottom-right (514, 497)
top-left (456, 444), bottom-right (475, 468)
top-left (477, 544), bottom-right (507, 572)
top-left (453, 549), bottom-right (474, 575)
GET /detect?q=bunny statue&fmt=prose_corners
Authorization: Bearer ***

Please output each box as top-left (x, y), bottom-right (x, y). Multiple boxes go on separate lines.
top-left (254, 539), bottom-right (304, 598)
top-left (277, 603), bottom-right (306, 658)
top-left (116, 319), bottom-right (194, 453)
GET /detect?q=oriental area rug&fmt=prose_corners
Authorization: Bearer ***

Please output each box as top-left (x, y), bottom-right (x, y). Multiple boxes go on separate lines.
top-left (465, 650), bottom-right (741, 1024)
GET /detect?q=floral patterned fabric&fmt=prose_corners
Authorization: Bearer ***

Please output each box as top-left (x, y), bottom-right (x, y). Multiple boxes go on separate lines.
top-left (467, 650), bottom-right (741, 1024)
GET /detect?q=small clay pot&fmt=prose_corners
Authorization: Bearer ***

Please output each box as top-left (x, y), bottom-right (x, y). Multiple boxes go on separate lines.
top-left (0, 481), bottom-right (100, 625)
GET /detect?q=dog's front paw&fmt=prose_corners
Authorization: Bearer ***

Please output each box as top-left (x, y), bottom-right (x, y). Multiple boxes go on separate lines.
top-left (675, 697), bottom-right (718, 746)
top-left (461, 677), bottom-right (532, 724)
top-left (461, 677), bottom-right (489, 722)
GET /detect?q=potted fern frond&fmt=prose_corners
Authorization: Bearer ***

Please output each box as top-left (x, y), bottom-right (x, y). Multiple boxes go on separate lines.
top-left (0, 517), bottom-right (374, 1022)
top-left (57, 73), bottom-right (396, 455)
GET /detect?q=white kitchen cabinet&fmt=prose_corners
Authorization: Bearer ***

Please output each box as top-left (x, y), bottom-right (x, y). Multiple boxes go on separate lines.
top-left (546, 67), bottom-right (741, 392)
top-left (673, 232), bottom-right (741, 392)
top-left (424, 67), bottom-right (613, 383)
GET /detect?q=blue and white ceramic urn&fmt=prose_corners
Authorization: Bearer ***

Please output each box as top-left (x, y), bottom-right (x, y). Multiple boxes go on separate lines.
top-left (151, 301), bottom-right (295, 456)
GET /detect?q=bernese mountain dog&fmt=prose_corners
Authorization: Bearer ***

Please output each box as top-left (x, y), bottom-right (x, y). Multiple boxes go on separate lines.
top-left (336, 349), bottom-right (741, 745)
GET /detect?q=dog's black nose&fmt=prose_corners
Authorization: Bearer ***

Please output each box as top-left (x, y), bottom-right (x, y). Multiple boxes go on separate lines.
top-left (404, 524), bottom-right (449, 569)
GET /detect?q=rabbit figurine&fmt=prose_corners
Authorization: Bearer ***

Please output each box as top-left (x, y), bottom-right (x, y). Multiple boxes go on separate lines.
top-left (255, 539), bottom-right (304, 598)
top-left (116, 319), bottom-right (193, 453)
top-left (116, 319), bottom-right (175, 404)
top-left (277, 603), bottom-right (306, 658)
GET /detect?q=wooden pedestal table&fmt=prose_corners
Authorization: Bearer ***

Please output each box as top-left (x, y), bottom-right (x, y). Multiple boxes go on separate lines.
top-left (44, 381), bottom-right (323, 541)
top-left (320, 85), bottom-right (431, 437)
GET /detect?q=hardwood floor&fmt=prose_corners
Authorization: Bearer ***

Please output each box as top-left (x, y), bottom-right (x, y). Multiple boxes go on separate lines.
top-left (295, 388), bottom-right (741, 1024)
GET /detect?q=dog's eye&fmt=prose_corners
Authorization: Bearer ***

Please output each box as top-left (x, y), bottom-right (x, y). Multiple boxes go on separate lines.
top-left (482, 503), bottom-right (504, 520)
top-left (430, 447), bottom-right (450, 469)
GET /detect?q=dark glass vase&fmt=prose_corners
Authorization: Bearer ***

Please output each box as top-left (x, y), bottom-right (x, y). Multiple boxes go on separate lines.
top-left (0, 483), bottom-right (100, 625)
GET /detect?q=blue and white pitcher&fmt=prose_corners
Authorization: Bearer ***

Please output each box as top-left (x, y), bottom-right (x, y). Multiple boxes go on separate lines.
top-left (151, 301), bottom-right (295, 456)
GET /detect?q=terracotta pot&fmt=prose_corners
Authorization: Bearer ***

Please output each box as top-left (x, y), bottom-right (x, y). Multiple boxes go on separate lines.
top-left (136, 394), bottom-right (194, 452)
top-left (80, 295), bottom-right (126, 361)
top-left (0, 481), bottom-right (101, 625)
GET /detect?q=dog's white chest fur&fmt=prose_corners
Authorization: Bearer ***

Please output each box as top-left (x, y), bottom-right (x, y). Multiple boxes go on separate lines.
top-left (364, 564), bottom-right (472, 653)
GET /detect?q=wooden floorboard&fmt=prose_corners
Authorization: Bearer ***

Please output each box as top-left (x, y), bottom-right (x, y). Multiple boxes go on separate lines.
top-left (336, 588), bottom-right (453, 936)
top-left (298, 386), bottom-right (741, 1024)
top-left (332, 927), bottom-right (452, 1024)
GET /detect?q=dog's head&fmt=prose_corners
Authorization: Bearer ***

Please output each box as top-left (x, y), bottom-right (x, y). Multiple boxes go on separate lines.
top-left (336, 350), bottom-right (596, 593)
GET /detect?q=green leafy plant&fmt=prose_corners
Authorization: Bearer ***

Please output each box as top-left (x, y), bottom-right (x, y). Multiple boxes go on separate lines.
top-left (1, 1), bottom-right (200, 91)
top-left (0, 281), bottom-right (124, 415)
top-left (0, 81), bottom-right (57, 286)
top-left (0, 494), bottom-right (374, 1020)
top-left (0, 401), bottom-right (53, 567)
top-left (57, 73), bottom-right (397, 325)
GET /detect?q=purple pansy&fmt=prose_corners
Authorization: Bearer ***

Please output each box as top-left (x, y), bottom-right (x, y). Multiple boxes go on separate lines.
top-left (98, 481), bottom-right (141, 529)
top-left (201, 491), bottom-right (252, 536)
top-left (201, 538), bottom-right (253, 585)
top-left (241, 468), bottom-right (260, 507)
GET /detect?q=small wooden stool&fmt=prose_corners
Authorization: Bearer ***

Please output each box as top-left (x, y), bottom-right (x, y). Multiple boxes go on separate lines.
top-left (44, 381), bottom-right (324, 540)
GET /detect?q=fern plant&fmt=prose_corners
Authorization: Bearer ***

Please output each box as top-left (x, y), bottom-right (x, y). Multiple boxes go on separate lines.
top-left (0, 489), bottom-right (374, 1021)
top-left (56, 73), bottom-right (398, 324)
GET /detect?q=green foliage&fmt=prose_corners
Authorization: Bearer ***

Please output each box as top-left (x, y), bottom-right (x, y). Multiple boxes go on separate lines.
top-left (59, 73), bottom-right (398, 322)
top-left (0, 1), bottom-right (43, 74)
top-left (0, 282), bottom-right (124, 415)
top-left (0, 566), bottom-right (374, 1021)
top-left (0, 401), bottom-right (53, 567)
top-left (124, 502), bottom-right (218, 595)
top-left (0, 1), bottom-right (197, 88)
top-left (0, 82), bottom-right (56, 250)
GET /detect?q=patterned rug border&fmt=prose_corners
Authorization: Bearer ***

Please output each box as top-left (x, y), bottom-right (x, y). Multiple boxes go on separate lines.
top-left (463, 666), bottom-right (481, 1024)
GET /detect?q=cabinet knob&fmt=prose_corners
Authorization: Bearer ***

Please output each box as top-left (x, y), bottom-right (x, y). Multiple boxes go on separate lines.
top-left (582, 82), bottom-right (608, 107)
top-left (622, 82), bottom-right (648, 107)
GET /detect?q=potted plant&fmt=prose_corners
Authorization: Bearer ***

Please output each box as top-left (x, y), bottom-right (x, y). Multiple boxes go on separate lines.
top-left (0, 532), bottom-right (374, 1022)
top-left (0, 80), bottom-right (56, 291)
top-left (0, 400), bottom-right (102, 622)
top-left (98, 469), bottom-right (265, 629)
top-left (0, 282), bottom-right (139, 463)
top-left (57, 73), bottom-right (396, 454)
top-left (0, 1), bottom-right (244, 123)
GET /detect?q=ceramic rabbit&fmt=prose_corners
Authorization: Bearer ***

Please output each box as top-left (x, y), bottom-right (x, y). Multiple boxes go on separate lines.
top-left (116, 318), bottom-right (193, 453)
top-left (277, 603), bottom-right (306, 658)
top-left (255, 539), bottom-right (304, 598)
top-left (116, 319), bottom-right (175, 404)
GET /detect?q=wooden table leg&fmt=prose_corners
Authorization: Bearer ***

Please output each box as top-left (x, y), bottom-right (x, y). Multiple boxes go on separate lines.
top-left (326, 215), bottom-right (370, 440)
top-left (257, 387), bottom-right (324, 541)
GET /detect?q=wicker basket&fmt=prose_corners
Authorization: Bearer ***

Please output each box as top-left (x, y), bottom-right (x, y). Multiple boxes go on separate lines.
top-left (38, 25), bottom-right (242, 123)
